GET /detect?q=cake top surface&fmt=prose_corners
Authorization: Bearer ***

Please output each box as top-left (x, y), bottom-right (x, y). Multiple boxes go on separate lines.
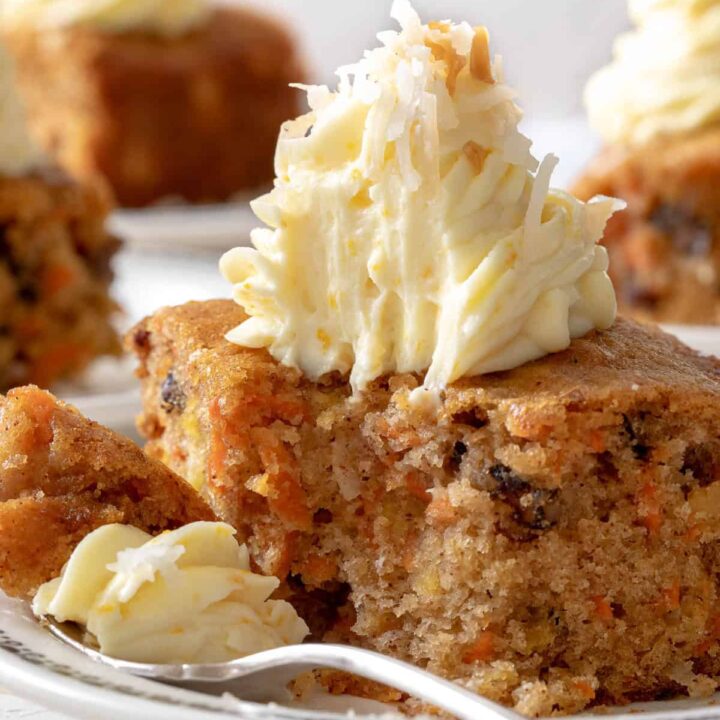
top-left (1, 0), bottom-right (211, 36)
top-left (134, 300), bottom-right (720, 412)
top-left (585, 0), bottom-right (720, 146)
top-left (220, 0), bottom-right (620, 399)
top-left (0, 42), bottom-right (43, 176)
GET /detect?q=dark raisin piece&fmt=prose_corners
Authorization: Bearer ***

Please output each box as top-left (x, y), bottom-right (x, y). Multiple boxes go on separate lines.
top-left (489, 464), bottom-right (559, 537)
top-left (490, 464), bottom-right (531, 496)
top-left (17, 282), bottom-right (38, 303)
top-left (451, 409), bottom-right (488, 428)
top-left (622, 415), bottom-right (650, 460)
top-left (133, 328), bottom-right (151, 352)
top-left (682, 444), bottom-right (717, 487)
top-left (160, 372), bottom-right (186, 413)
top-left (650, 204), bottom-right (712, 257)
top-left (313, 508), bottom-right (333, 524)
top-left (446, 440), bottom-right (468, 472)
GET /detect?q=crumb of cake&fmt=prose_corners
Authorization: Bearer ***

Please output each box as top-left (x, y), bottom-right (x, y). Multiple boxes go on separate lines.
top-left (0, 385), bottom-right (214, 599)
top-left (129, 298), bottom-right (720, 716)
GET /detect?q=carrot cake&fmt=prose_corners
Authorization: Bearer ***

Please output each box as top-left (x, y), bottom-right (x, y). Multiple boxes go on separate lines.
top-left (0, 42), bottom-right (120, 390)
top-left (573, 0), bottom-right (720, 324)
top-left (127, 3), bottom-right (720, 714)
top-left (0, 385), bottom-right (214, 599)
top-left (1, 0), bottom-right (305, 207)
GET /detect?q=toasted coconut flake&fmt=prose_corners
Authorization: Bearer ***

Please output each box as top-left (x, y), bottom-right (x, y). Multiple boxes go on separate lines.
top-left (471, 26), bottom-right (495, 84)
top-left (463, 141), bottom-right (490, 174)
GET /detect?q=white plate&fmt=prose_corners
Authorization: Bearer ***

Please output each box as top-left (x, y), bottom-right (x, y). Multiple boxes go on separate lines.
top-left (109, 199), bottom-right (258, 254)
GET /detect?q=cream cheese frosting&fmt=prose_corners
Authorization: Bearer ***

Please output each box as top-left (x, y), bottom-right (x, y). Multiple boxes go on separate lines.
top-left (586, 0), bottom-right (720, 146)
top-left (0, 43), bottom-right (43, 176)
top-left (32, 522), bottom-right (309, 664)
top-left (221, 0), bottom-right (620, 396)
top-left (1, 0), bottom-right (211, 36)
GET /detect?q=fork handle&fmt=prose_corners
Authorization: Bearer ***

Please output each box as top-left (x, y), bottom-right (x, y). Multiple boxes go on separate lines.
top-left (224, 643), bottom-right (520, 720)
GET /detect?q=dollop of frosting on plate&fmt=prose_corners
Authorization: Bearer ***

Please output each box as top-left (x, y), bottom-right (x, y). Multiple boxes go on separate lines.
top-left (221, 0), bottom-right (620, 396)
top-left (1, 0), bottom-right (211, 36)
top-left (586, 0), bottom-right (720, 146)
top-left (33, 522), bottom-right (309, 664)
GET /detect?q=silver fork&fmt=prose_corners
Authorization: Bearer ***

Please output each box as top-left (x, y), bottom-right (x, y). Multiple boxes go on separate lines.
top-left (45, 617), bottom-right (520, 720)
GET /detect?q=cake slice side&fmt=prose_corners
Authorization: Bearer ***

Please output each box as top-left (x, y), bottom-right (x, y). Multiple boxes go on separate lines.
top-left (129, 300), bottom-right (720, 715)
top-left (0, 385), bottom-right (215, 599)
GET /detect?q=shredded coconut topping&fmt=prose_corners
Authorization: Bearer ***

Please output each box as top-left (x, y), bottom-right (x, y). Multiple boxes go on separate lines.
top-left (221, 0), bottom-right (621, 396)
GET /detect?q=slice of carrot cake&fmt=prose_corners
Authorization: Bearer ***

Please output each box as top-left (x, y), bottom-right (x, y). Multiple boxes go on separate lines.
top-left (130, 300), bottom-right (720, 715)
top-left (0, 42), bottom-right (120, 391)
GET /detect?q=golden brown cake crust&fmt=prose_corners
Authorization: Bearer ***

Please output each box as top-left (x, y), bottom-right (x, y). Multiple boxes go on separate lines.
top-left (4, 7), bottom-right (305, 207)
top-left (131, 298), bottom-right (720, 407)
top-left (0, 167), bottom-right (120, 390)
top-left (0, 386), bottom-right (214, 599)
top-left (573, 127), bottom-right (720, 324)
top-left (129, 300), bottom-right (720, 716)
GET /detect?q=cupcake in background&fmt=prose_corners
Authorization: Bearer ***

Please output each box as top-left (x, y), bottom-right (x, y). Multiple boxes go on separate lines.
top-left (1, 0), bottom-right (306, 208)
top-left (573, 0), bottom-right (720, 325)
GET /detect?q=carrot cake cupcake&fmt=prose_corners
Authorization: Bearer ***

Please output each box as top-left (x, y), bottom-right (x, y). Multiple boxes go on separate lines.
top-left (574, 0), bottom-right (720, 324)
top-left (0, 43), bottom-right (120, 391)
top-left (127, 3), bottom-right (720, 715)
top-left (1, 0), bottom-right (306, 207)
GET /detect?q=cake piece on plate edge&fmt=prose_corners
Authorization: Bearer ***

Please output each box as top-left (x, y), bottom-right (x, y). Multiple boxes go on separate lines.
top-left (130, 300), bottom-right (720, 716)
top-left (0, 385), bottom-right (214, 599)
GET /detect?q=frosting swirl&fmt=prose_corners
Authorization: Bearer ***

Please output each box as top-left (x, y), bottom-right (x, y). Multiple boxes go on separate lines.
top-left (221, 0), bottom-right (620, 396)
top-left (586, 0), bottom-right (720, 146)
top-left (1, 0), bottom-right (211, 36)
